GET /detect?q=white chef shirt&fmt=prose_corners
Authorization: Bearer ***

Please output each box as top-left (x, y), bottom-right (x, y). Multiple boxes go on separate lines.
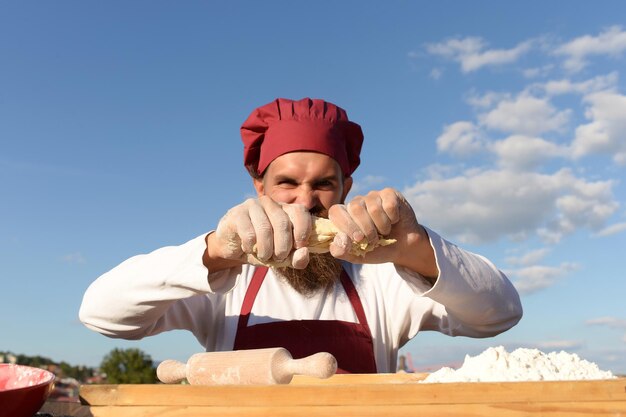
top-left (79, 228), bottom-right (522, 373)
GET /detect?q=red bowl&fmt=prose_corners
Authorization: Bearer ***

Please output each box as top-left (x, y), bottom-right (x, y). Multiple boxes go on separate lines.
top-left (0, 364), bottom-right (56, 417)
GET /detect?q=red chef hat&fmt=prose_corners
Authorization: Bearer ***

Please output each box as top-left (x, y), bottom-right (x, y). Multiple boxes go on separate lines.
top-left (241, 98), bottom-right (364, 177)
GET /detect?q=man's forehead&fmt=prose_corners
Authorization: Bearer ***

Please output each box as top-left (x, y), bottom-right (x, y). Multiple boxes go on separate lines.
top-left (265, 151), bottom-right (343, 178)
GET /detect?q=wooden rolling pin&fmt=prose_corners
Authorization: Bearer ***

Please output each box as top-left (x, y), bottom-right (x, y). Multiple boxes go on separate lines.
top-left (157, 348), bottom-right (337, 385)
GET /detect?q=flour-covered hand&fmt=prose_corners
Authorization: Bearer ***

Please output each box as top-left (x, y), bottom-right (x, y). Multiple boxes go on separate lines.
top-left (327, 188), bottom-right (438, 278)
top-left (208, 197), bottom-right (312, 269)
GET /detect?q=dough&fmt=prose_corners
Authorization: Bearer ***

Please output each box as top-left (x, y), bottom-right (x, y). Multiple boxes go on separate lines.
top-left (307, 217), bottom-right (396, 256)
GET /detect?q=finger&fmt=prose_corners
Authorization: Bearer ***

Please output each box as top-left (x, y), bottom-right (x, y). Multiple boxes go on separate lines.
top-left (346, 197), bottom-right (379, 244)
top-left (245, 199), bottom-right (274, 261)
top-left (380, 188), bottom-right (401, 224)
top-left (282, 204), bottom-right (312, 249)
top-left (259, 197), bottom-right (293, 261)
top-left (364, 192), bottom-right (393, 236)
top-left (291, 247), bottom-right (310, 269)
top-left (328, 204), bottom-right (365, 242)
top-left (231, 210), bottom-right (255, 254)
top-left (329, 232), bottom-right (350, 259)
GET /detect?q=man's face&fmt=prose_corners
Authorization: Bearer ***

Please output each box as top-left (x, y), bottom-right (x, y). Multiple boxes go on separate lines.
top-left (252, 151), bottom-right (353, 294)
top-left (253, 151), bottom-right (353, 217)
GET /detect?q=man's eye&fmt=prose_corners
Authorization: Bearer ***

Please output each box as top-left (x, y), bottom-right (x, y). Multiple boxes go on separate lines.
top-left (315, 181), bottom-right (334, 189)
top-left (278, 180), bottom-right (297, 187)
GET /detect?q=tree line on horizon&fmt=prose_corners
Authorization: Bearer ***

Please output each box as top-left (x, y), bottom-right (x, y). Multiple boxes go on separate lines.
top-left (1, 348), bottom-right (157, 383)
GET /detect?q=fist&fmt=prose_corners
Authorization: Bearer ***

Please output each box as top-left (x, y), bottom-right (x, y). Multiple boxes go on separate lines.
top-left (327, 188), bottom-right (422, 265)
top-left (210, 197), bottom-right (313, 269)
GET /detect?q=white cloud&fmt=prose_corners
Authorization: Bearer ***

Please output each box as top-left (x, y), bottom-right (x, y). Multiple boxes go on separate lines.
top-left (490, 135), bottom-right (570, 171)
top-left (522, 65), bottom-right (554, 79)
top-left (436, 121), bottom-right (484, 156)
top-left (465, 90), bottom-right (511, 109)
top-left (430, 68), bottom-right (444, 80)
top-left (505, 248), bottom-right (551, 266)
top-left (586, 317), bottom-right (626, 329)
top-left (480, 94), bottom-right (571, 135)
top-left (421, 164), bottom-right (459, 181)
top-left (349, 175), bottom-right (387, 197)
top-left (522, 68), bottom-right (542, 78)
top-left (571, 91), bottom-right (626, 164)
top-left (62, 252), bottom-right (86, 264)
top-left (555, 26), bottom-right (626, 72)
top-left (464, 41), bottom-right (533, 72)
top-left (533, 340), bottom-right (583, 350)
top-left (426, 36), bottom-right (484, 61)
top-left (506, 262), bottom-right (578, 295)
top-left (530, 72), bottom-right (619, 96)
top-left (426, 36), bottom-right (533, 72)
top-left (406, 169), bottom-right (552, 244)
top-left (593, 222), bottom-right (626, 237)
top-left (586, 317), bottom-right (626, 344)
top-left (416, 28), bottom-right (625, 297)
top-left (404, 168), bottom-right (618, 244)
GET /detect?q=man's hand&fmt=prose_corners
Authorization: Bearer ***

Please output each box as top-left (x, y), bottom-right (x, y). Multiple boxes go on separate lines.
top-left (205, 197), bottom-right (313, 271)
top-left (328, 188), bottom-right (439, 279)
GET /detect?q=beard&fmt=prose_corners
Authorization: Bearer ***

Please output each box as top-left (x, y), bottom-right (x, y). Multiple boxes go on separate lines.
top-left (272, 252), bottom-right (343, 296)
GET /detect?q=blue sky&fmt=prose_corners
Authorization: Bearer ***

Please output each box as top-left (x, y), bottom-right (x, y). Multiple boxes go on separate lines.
top-left (1, 1), bottom-right (625, 374)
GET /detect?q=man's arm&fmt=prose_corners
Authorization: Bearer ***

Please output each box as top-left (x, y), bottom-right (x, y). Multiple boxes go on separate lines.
top-left (82, 195), bottom-right (315, 338)
top-left (420, 229), bottom-right (523, 334)
top-left (79, 234), bottom-right (220, 340)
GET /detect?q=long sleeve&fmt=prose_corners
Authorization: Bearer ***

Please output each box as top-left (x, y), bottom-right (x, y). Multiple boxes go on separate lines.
top-left (397, 227), bottom-right (523, 342)
top-left (423, 229), bottom-right (523, 335)
top-left (78, 234), bottom-right (236, 345)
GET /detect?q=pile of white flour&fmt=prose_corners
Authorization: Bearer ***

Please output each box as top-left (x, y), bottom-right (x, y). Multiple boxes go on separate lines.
top-left (421, 346), bottom-right (615, 383)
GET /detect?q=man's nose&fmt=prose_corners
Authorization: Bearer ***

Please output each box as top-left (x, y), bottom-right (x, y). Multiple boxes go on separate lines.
top-left (293, 187), bottom-right (318, 211)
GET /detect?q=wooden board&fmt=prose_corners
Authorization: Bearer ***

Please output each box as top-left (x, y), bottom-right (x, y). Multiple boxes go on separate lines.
top-left (83, 402), bottom-right (626, 417)
top-left (80, 374), bottom-right (626, 417)
top-left (291, 371), bottom-right (429, 384)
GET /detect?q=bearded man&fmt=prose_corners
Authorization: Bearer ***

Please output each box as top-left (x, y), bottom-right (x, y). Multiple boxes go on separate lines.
top-left (80, 98), bottom-right (522, 373)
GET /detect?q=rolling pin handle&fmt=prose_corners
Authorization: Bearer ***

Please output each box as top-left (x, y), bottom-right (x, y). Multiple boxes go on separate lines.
top-left (283, 352), bottom-right (338, 381)
top-left (157, 359), bottom-right (187, 384)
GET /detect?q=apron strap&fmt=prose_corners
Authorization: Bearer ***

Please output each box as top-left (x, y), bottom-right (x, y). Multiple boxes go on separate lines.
top-left (339, 269), bottom-right (372, 337)
top-left (236, 266), bottom-right (268, 331)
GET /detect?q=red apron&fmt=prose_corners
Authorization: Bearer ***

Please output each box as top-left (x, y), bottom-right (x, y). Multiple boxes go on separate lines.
top-left (233, 266), bottom-right (378, 373)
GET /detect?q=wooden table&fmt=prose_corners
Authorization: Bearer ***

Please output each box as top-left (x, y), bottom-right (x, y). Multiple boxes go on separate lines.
top-left (79, 373), bottom-right (626, 416)
top-left (38, 400), bottom-right (92, 417)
